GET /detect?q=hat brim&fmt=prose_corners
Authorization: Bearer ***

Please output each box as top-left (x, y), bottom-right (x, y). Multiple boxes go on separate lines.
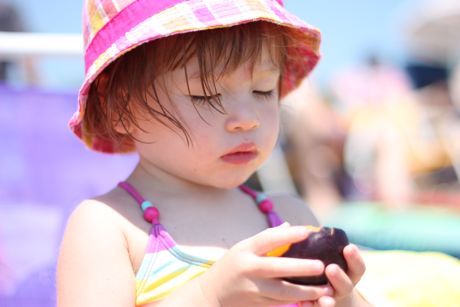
top-left (71, 0), bottom-right (321, 153)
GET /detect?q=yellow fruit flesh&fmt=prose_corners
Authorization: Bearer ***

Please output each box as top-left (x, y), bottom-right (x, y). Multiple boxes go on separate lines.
top-left (266, 225), bottom-right (321, 257)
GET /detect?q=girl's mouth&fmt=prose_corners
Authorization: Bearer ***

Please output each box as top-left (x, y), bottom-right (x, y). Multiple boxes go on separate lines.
top-left (221, 143), bottom-right (259, 165)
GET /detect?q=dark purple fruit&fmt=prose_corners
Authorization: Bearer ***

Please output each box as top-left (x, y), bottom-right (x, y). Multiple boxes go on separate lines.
top-left (271, 226), bottom-right (349, 285)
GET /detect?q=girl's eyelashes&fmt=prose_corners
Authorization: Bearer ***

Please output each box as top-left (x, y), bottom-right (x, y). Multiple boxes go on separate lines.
top-left (189, 94), bottom-right (221, 104)
top-left (189, 90), bottom-right (275, 104)
top-left (253, 90), bottom-right (275, 101)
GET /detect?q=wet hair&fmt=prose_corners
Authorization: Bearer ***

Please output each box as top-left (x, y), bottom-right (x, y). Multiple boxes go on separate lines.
top-left (84, 21), bottom-right (294, 148)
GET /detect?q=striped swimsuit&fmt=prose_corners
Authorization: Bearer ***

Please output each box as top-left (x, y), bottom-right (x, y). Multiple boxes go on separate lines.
top-left (118, 182), bottom-right (296, 307)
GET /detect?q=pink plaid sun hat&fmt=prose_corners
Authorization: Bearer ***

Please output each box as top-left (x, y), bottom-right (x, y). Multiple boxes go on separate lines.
top-left (70, 0), bottom-right (321, 153)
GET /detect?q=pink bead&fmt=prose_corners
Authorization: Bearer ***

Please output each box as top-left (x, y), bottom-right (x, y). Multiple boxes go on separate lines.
top-left (258, 199), bottom-right (273, 213)
top-left (143, 206), bottom-right (160, 223)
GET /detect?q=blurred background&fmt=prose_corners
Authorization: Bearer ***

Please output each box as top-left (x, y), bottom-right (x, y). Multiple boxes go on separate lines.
top-left (1, 0), bottom-right (460, 306)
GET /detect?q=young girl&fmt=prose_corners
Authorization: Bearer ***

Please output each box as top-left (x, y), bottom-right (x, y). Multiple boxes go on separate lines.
top-left (57, 0), bottom-right (368, 306)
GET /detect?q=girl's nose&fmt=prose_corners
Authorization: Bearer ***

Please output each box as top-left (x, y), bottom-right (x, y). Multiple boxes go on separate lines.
top-left (225, 108), bottom-right (260, 132)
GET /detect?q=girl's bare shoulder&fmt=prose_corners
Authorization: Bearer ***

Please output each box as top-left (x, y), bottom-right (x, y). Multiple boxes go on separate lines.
top-left (63, 186), bottom-right (145, 246)
top-left (268, 193), bottom-right (320, 227)
top-left (73, 186), bottom-right (140, 221)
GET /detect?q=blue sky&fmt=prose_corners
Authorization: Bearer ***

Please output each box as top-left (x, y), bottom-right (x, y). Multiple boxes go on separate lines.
top-left (10, 0), bottom-right (420, 90)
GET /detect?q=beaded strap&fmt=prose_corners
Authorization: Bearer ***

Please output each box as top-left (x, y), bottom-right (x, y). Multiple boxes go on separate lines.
top-left (118, 182), bottom-right (282, 227)
top-left (118, 182), bottom-right (160, 224)
top-left (238, 185), bottom-right (283, 227)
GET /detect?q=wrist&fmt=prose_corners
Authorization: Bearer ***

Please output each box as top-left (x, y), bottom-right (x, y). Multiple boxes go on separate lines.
top-left (336, 290), bottom-right (372, 307)
top-left (197, 275), bottom-right (222, 307)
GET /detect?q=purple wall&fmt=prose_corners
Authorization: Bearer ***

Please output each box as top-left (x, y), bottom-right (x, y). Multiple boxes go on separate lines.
top-left (0, 85), bottom-right (137, 306)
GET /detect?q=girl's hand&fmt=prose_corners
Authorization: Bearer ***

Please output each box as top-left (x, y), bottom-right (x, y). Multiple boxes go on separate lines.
top-left (198, 223), bottom-right (334, 307)
top-left (303, 244), bottom-right (367, 307)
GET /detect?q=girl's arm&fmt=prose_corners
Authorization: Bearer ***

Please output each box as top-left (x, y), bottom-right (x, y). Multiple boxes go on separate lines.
top-left (56, 200), bottom-right (136, 307)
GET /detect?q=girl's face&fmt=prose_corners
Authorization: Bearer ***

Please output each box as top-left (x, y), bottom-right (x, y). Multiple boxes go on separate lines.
top-left (131, 50), bottom-right (281, 189)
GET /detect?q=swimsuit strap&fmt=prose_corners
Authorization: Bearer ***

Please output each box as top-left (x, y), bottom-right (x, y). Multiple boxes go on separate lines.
top-left (238, 185), bottom-right (284, 227)
top-left (118, 182), bottom-right (283, 227)
top-left (118, 181), bottom-right (160, 224)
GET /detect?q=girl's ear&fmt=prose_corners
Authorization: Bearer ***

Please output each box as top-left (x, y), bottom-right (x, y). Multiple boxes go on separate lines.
top-left (96, 72), bottom-right (135, 136)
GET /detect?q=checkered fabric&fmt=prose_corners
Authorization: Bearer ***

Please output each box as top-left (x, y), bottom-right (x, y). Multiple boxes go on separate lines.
top-left (71, 0), bottom-right (321, 153)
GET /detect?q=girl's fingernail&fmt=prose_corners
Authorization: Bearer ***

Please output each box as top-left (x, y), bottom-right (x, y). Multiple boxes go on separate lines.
top-left (313, 260), bottom-right (325, 270)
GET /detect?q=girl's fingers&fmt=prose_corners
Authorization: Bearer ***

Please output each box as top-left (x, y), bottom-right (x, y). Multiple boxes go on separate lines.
top-left (298, 295), bottom-right (335, 307)
top-left (317, 295), bottom-right (336, 307)
top-left (343, 244), bottom-right (366, 284)
top-left (322, 245), bottom-right (365, 300)
top-left (260, 278), bottom-right (331, 303)
top-left (245, 224), bottom-right (312, 256)
top-left (256, 256), bottom-right (324, 279)
top-left (325, 264), bottom-right (353, 297)
top-left (298, 301), bottom-right (314, 307)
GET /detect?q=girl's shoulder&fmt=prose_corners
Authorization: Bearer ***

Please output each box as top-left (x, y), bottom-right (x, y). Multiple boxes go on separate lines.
top-left (268, 193), bottom-right (320, 227)
top-left (63, 194), bottom-right (128, 248)
top-left (62, 186), bottom-right (145, 246)
top-left (69, 187), bottom-right (135, 226)
top-left (59, 187), bottom-right (149, 267)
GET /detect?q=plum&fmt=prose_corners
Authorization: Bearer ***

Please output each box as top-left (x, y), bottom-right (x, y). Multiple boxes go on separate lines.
top-left (268, 226), bottom-right (349, 285)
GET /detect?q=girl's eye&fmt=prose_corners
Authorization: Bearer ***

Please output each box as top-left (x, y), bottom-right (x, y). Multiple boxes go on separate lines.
top-left (253, 90), bottom-right (275, 100)
top-left (190, 94), bottom-right (221, 104)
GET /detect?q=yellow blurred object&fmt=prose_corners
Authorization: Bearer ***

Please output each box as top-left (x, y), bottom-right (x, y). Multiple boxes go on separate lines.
top-left (358, 250), bottom-right (460, 307)
top-left (345, 99), bottom-right (452, 175)
top-left (305, 225), bottom-right (322, 232)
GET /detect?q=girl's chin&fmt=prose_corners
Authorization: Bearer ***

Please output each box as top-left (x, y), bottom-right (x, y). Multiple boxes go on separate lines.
top-left (213, 174), bottom-right (255, 190)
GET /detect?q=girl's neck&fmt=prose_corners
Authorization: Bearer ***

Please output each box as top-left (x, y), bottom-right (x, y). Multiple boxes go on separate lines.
top-left (127, 162), bottom-right (236, 201)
